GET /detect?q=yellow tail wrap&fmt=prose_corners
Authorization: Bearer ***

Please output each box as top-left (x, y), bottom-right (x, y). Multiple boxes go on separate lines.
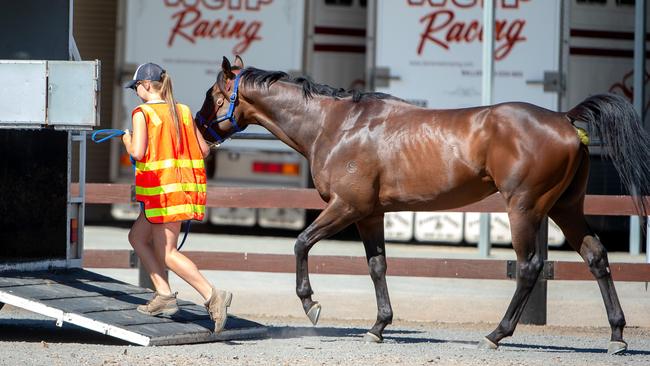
top-left (575, 127), bottom-right (589, 146)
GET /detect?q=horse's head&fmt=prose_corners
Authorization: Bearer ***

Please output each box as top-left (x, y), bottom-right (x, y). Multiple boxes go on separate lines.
top-left (195, 55), bottom-right (249, 145)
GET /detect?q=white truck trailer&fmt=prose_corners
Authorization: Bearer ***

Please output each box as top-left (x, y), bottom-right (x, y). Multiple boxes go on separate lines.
top-left (366, 0), bottom-right (644, 245)
top-left (111, 0), bottom-right (367, 231)
top-left (111, 0), bottom-right (643, 246)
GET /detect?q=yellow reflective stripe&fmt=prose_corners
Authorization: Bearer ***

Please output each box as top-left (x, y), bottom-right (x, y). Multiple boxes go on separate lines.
top-left (136, 183), bottom-right (206, 196)
top-left (140, 104), bottom-right (162, 126)
top-left (178, 104), bottom-right (191, 125)
top-left (136, 158), bottom-right (204, 171)
top-left (145, 204), bottom-right (205, 218)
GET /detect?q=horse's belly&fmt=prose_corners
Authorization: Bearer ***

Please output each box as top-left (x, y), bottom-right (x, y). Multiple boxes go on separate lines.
top-left (380, 175), bottom-right (496, 212)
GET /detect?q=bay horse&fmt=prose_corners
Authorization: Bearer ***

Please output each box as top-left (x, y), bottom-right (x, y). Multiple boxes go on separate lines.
top-left (196, 56), bottom-right (650, 354)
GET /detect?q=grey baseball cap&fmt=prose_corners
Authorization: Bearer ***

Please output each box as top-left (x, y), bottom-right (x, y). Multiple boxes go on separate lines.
top-left (125, 62), bottom-right (165, 89)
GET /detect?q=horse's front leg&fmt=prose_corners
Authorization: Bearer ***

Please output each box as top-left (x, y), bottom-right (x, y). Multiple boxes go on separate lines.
top-left (295, 195), bottom-right (361, 325)
top-left (356, 214), bottom-right (392, 343)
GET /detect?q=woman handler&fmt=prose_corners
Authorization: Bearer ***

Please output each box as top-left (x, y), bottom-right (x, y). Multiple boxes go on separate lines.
top-left (122, 62), bottom-right (231, 333)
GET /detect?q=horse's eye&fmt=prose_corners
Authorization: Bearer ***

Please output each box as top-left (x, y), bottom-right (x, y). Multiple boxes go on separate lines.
top-left (216, 98), bottom-right (224, 106)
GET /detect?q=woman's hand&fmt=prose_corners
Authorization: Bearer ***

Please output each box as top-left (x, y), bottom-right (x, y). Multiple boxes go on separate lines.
top-left (122, 129), bottom-right (132, 147)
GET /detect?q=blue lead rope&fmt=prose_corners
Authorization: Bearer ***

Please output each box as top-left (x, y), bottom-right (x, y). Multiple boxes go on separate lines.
top-left (177, 220), bottom-right (192, 251)
top-left (90, 128), bottom-right (191, 250)
top-left (91, 128), bottom-right (126, 143)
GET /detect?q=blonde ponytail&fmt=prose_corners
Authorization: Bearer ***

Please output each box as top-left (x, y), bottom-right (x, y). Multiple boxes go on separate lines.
top-left (157, 72), bottom-right (181, 148)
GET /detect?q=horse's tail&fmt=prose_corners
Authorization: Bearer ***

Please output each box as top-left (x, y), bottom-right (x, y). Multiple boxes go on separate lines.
top-left (566, 93), bottom-right (650, 217)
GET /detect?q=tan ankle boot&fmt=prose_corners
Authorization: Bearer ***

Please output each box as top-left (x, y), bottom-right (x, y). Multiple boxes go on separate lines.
top-left (204, 287), bottom-right (233, 334)
top-left (137, 292), bottom-right (179, 316)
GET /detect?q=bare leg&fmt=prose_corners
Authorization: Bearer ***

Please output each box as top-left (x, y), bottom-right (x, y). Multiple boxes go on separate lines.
top-left (295, 195), bottom-right (361, 325)
top-left (482, 210), bottom-right (544, 348)
top-left (357, 215), bottom-right (392, 342)
top-left (128, 212), bottom-right (172, 295)
top-left (150, 221), bottom-right (213, 300)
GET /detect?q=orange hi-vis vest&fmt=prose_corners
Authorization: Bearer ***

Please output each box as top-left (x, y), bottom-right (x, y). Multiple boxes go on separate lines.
top-left (133, 103), bottom-right (207, 223)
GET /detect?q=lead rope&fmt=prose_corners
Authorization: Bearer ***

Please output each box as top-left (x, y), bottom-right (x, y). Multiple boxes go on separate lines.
top-left (91, 128), bottom-right (125, 142)
top-left (177, 221), bottom-right (191, 251)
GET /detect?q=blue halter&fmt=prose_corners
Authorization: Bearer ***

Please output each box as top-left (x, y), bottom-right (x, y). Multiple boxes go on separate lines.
top-left (195, 72), bottom-right (243, 144)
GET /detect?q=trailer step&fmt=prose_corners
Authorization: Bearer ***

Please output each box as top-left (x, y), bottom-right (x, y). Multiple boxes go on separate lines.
top-left (0, 268), bottom-right (266, 346)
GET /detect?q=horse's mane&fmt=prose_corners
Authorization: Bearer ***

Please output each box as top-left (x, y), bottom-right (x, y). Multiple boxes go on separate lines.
top-left (239, 67), bottom-right (399, 103)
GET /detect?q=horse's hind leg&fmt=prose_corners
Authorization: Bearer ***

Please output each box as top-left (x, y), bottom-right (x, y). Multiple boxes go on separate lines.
top-left (480, 204), bottom-right (545, 349)
top-left (549, 195), bottom-right (627, 354)
top-left (356, 214), bottom-right (392, 343)
top-left (294, 195), bottom-right (362, 325)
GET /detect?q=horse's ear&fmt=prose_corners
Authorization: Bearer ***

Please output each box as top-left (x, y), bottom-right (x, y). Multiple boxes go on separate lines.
top-left (233, 55), bottom-right (244, 69)
top-left (221, 56), bottom-right (235, 79)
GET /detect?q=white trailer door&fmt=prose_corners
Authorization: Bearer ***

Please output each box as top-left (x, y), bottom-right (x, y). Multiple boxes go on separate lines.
top-left (371, 0), bottom-right (561, 110)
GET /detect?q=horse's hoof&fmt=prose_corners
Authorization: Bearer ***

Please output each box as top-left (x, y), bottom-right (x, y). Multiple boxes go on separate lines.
top-left (363, 332), bottom-right (383, 343)
top-left (608, 341), bottom-right (628, 355)
top-left (477, 337), bottom-right (498, 350)
top-left (306, 303), bottom-right (321, 325)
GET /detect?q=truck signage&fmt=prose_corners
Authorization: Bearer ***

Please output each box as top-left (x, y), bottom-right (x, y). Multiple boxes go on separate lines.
top-left (374, 0), bottom-right (560, 109)
top-left (122, 0), bottom-right (304, 113)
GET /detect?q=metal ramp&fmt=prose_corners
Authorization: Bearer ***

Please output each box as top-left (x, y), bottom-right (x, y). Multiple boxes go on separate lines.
top-left (0, 268), bottom-right (266, 346)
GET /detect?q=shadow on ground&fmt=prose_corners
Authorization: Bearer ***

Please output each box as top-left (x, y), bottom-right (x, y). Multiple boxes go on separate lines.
top-left (501, 341), bottom-right (650, 356)
top-left (3, 317), bottom-right (650, 357)
top-left (0, 318), bottom-right (128, 345)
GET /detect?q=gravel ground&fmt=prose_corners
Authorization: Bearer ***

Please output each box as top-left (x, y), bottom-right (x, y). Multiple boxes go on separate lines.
top-left (1, 305), bottom-right (650, 366)
top-left (4, 227), bottom-right (648, 365)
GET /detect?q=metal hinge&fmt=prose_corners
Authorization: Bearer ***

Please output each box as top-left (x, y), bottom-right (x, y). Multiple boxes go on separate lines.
top-left (373, 67), bottom-right (401, 88)
top-left (525, 71), bottom-right (563, 93)
top-left (506, 260), bottom-right (516, 279)
top-left (94, 59), bottom-right (102, 92)
top-left (506, 260), bottom-right (555, 280)
top-left (543, 261), bottom-right (555, 280)
top-left (129, 250), bottom-right (139, 268)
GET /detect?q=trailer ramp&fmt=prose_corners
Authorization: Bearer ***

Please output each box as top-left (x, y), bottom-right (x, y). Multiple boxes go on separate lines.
top-left (0, 268), bottom-right (266, 346)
